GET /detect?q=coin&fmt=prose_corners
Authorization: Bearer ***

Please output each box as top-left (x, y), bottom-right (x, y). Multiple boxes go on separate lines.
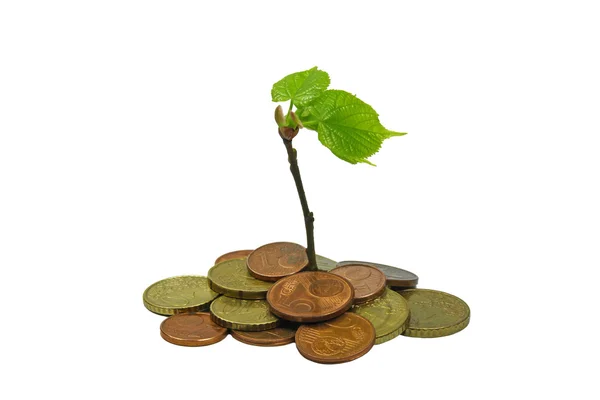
top-left (207, 258), bottom-right (273, 299)
top-left (266, 271), bottom-right (354, 323)
top-left (215, 249), bottom-right (254, 264)
top-left (399, 289), bottom-right (470, 338)
top-left (351, 288), bottom-right (410, 344)
top-left (247, 242), bottom-right (309, 281)
top-left (330, 264), bottom-right (386, 304)
top-left (210, 296), bottom-right (280, 331)
top-left (295, 313), bottom-right (375, 364)
top-left (143, 275), bottom-right (219, 315)
top-left (337, 260), bottom-right (419, 288)
top-left (160, 312), bottom-right (228, 346)
top-left (231, 326), bottom-right (296, 347)
top-left (316, 255), bottom-right (337, 271)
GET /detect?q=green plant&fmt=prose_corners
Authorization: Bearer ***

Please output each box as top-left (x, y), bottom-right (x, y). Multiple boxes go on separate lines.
top-left (272, 67), bottom-right (406, 269)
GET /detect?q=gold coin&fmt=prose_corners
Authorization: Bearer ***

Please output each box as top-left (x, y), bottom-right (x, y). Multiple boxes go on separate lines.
top-left (351, 288), bottom-right (410, 344)
top-left (143, 275), bottom-right (219, 315)
top-left (207, 258), bottom-right (273, 299)
top-left (210, 296), bottom-right (280, 331)
top-left (399, 289), bottom-right (470, 338)
top-left (316, 255), bottom-right (337, 271)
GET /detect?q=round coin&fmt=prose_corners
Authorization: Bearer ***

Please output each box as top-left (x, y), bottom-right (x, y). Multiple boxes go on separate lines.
top-left (160, 312), bottom-right (227, 346)
top-left (316, 255), bottom-right (337, 271)
top-left (210, 296), bottom-right (280, 331)
top-left (399, 289), bottom-right (470, 338)
top-left (266, 271), bottom-right (354, 323)
top-left (143, 275), bottom-right (219, 315)
top-left (231, 326), bottom-right (296, 347)
top-left (207, 258), bottom-right (273, 299)
top-left (295, 313), bottom-right (375, 364)
top-left (351, 288), bottom-right (410, 344)
top-left (330, 264), bottom-right (386, 304)
top-left (215, 249), bottom-right (254, 264)
top-left (247, 242), bottom-right (309, 281)
top-left (337, 260), bottom-right (419, 289)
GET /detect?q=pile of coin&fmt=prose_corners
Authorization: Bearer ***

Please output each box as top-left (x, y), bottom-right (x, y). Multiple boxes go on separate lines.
top-left (143, 242), bottom-right (470, 364)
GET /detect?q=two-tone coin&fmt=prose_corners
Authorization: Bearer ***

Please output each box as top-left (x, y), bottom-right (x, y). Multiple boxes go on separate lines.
top-left (207, 258), bottom-right (273, 299)
top-left (210, 296), bottom-right (280, 331)
top-left (337, 260), bottom-right (419, 289)
top-left (267, 271), bottom-right (354, 323)
top-left (160, 312), bottom-right (228, 346)
top-left (295, 313), bottom-right (376, 364)
top-left (231, 326), bottom-right (296, 347)
top-left (215, 249), bottom-right (254, 264)
top-left (247, 242), bottom-right (308, 281)
top-left (330, 264), bottom-right (386, 304)
top-left (143, 275), bottom-right (219, 315)
top-left (316, 255), bottom-right (337, 272)
top-left (399, 288), bottom-right (470, 338)
top-left (351, 288), bottom-right (410, 344)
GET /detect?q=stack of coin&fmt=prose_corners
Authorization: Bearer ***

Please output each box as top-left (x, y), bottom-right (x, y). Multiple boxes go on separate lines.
top-left (143, 243), bottom-right (470, 363)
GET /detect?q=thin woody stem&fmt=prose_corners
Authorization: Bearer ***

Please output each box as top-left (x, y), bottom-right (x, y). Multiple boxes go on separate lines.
top-left (282, 138), bottom-right (317, 271)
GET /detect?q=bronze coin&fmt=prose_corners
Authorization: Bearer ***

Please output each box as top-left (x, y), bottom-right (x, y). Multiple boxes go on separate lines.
top-left (231, 326), bottom-right (297, 347)
top-left (160, 312), bottom-right (228, 347)
top-left (247, 242), bottom-right (309, 282)
top-left (295, 313), bottom-right (376, 364)
top-left (337, 260), bottom-right (419, 288)
top-left (214, 250), bottom-right (254, 264)
top-left (330, 264), bottom-right (386, 304)
top-left (266, 271), bottom-right (354, 323)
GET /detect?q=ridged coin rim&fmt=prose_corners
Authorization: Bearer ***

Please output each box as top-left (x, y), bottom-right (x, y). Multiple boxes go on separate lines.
top-left (399, 288), bottom-right (470, 338)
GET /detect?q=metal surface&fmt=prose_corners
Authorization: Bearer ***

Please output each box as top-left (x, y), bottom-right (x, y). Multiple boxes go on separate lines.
top-left (330, 264), bottom-right (387, 304)
top-left (231, 326), bottom-right (296, 347)
top-left (247, 242), bottom-right (308, 281)
top-left (210, 296), bottom-right (280, 331)
top-left (207, 258), bottom-right (273, 299)
top-left (399, 288), bottom-right (470, 338)
top-left (214, 249), bottom-right (254, 264)
top-left (160, 312), bottom-right (228, 346)
top-left (143, 276), bottom-right (219, 315)
top-left (266, 271), bottom-right (354, 323)
top-left (295, 313), bottom-right (375, 364)
top-left (337, 260), bottom-right (418, 288)
top-left (351, 288), bottom-right (410, 344)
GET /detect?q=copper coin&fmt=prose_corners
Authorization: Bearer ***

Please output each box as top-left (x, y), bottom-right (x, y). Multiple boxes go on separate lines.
top-left (215, 250), bottom-right (254, 264)
top-left (231, 326), bottom-right (297, 347)
top-left (160, 312), bottom-right (228, 346)
top-left (330, 264), bottom-right (386, 304)
top-left (247, 242), bottom-right (309, 282)
top-left (337, 260), bottom-right (419, 288)
top-left (295, 313), bottom-right (376, 364)
top-left (266, 271), bottom-right (354, 323)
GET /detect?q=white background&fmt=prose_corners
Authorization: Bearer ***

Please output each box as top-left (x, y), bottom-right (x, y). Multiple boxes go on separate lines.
top-left (1, 1), bottom-right (599, 399)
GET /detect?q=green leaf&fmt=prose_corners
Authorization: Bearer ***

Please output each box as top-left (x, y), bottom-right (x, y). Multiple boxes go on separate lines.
top-left (271, 67), bottom-right (330, 107)
top-left (297, 90), bottom-right (406, 165)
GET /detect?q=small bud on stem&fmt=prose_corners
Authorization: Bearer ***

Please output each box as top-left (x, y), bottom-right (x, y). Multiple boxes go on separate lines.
top-left (274, 105), bottom-right (285, 127)
top-left (290, 111), bottom-right (303, 128)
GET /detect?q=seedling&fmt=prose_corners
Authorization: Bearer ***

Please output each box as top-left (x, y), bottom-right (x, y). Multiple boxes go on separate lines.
top-left (272, 67), bottom-right (406, 270)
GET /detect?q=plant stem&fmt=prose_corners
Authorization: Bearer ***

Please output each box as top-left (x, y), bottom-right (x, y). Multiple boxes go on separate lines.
top-left (282, 138), bottom-right (317, 271)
